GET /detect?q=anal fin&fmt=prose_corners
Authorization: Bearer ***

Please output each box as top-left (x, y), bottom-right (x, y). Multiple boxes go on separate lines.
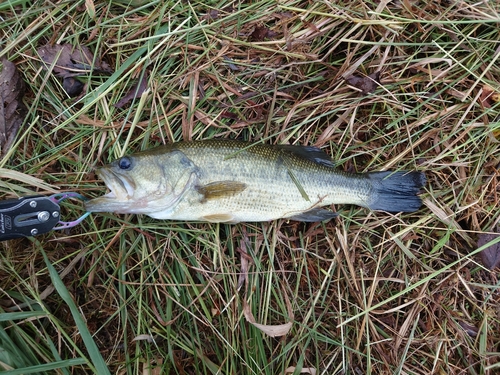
top-left (202, 213), bottom-right (236, 223)
top-left (288, 208), bottom-right (338, 222)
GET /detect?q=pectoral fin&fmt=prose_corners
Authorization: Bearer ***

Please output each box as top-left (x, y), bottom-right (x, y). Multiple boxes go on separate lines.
top-left (196, 181), bottom-right (247, 201)
top-left (288, 208), bottom-right (338, 222)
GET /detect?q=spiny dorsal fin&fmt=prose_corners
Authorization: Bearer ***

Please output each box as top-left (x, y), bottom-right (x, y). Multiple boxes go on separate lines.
top-left (196, 181), bottom-right (247, 201)
top-left (277, 145), bottom-right (335, 168)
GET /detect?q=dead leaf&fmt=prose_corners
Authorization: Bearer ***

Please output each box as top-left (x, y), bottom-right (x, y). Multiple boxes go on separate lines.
top-left (237, 238), bottom-right (250, 290)
top-left (220, 110), bottom-right (239, 120)
top-left (63, 76), bottom-right (85, 97)
top-left (37, 43), bottom-right (112, 97)
top-left (202, 5), bottom-right (234, 21)
top-left (85, 0), bottom-right (96, 19)
top-left (114, 71), bottom-right (149, 108)
top-left (477, 227), bottom-right (500, 270)
top-left (239, 234), bottom-right (293, 337)
top-left (243, 301), bottom-right (293, 337)
top-left (38, 43), bottom-right (111, 76)
top-left (223, 56), bottom-right (240, 71)
top-left (284, 366), bottom-right (317, 375)
top-left (0, 58), bottom-right (27, 155)
top-left (345, 71), bottom-right (381, 95)
top-left (132, 334), bottom-right (155, 342)
top-left (142, 356), bottom-right (164, 375)
top-left (458, 321), bottom-right (479, 337)
top-left (111, 0), bottom-right (154, 5)
top-left (479, 85), bottom-right (499, 109)
top-left (203, 9), bottom-right (220, 20)
top-left (250, 25), bottom-right (277, 41)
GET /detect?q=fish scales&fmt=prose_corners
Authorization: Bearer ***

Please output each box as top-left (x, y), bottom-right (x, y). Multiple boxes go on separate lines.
top-left (85, 140), bottom-right (425, 222)
top-left (128, 140), bottom-right (371, 221)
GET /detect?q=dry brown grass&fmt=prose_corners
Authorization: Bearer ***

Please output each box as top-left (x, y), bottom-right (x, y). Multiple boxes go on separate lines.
top-left (1, 0), bottom-right (499, 374)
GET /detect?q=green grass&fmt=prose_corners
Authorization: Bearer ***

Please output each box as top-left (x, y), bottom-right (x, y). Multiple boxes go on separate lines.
top-left (1, 0), bottom-right (500, 374)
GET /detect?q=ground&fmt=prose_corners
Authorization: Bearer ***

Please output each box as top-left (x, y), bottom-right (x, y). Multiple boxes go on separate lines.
top-left (0, 0), bottom-right (499, 374)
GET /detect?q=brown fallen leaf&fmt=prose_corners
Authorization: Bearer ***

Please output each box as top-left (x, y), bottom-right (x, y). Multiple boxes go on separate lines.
top-left (250, 25), bottom-right (277, 41)
top-left (0, 58), bottom-right (27, 155)
top-left (284, 367), bottom-right (317, 375)
top-left (203, 9), bottom-right (220, 20)
top-left (243, 301), bottom-right (293, 337)
top-left (38, 43), bottom-right (111, 76)
top-left (201, 5), bottom-right (234, 21)
top-left (222, 56), bottom-right (240, 71)
top-left (479, 84), bottom-right (499, 109)
top-left (220, 110), bottom-right (239, 120)
top-left (345, 71), bottom-right (381, 95)
top-left (37, 43), bottom-right (112, 97)
top-left (458, 321), bottom-right (479, 337)
top-left (62, 76), bottom-right (85, 97)
top-left (238, 234), bottom-right (293, 337)
top-left (113, 71), bottom-right (149, 108)
top-left (477, 227), bottom-right (500, 270)
top-left (237, 238), bottom-right (250, 290)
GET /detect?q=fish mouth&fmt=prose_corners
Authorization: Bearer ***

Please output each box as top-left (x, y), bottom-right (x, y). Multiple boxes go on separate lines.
top-left (85, 167), bottom-right (136, 212)
top-left (97, 167), bottom-right (136, 200)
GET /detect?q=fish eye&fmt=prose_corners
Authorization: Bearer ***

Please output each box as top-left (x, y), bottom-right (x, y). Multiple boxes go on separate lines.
top-left (118, 156), bottom-right (133, 170)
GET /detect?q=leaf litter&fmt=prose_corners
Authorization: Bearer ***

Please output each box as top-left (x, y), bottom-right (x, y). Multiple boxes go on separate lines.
top-left (250, 24), bottom-right (278, 41)
top-left (239, 235), bottom-right (293, 338)
top-left (0, 57), bottom-right (27, 155)
top-left (479, 84), bottom-right (500, 109)
top-left (37, 43), bottom-right (112, 97)
top-left (4, 1), bottom-right (500, 374)
top-left (477, 227), bottom-right (500, 270)
top-left (345, 71), bottom-right (381, 95)
top-left (113, 71), bottom-right (149, 108)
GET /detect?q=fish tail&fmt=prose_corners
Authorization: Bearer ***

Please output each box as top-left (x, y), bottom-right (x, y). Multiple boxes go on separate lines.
top-left (366, 171), bottom-right (426, 213)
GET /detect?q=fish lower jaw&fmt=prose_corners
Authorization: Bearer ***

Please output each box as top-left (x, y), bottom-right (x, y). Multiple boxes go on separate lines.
top-left (85, 198), bottom-right (147, 214)
top-left (102, 187), bottom-right (131, 202)
top-left (102, 191), bottom-right (116, 199)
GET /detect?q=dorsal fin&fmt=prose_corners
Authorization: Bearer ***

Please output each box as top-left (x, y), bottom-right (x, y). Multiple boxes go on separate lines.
top-left (277, 145), bottom-right (335, 167)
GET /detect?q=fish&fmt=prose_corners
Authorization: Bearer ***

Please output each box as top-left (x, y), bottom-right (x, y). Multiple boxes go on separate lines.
top-left (85, 140), bottom-right (426, 223)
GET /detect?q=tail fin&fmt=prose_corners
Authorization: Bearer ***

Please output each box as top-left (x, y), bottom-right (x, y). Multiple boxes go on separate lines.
top-left (367, 171), bottom-right (426, 213)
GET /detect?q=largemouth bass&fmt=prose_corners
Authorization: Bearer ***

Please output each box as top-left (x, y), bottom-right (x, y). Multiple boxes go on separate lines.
top-left (85, 140), bottom-right (425, 222)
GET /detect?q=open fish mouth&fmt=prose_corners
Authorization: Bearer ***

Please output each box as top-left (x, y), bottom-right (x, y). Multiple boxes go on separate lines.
top-left (96, 168), bottom-right (136, 201)
top-left (85, 167), bottom-right (137, 212)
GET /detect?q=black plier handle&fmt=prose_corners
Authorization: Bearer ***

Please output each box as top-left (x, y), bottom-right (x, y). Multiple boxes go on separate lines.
top-left (0, 193), bottom-right (90, 241)
top-left (0, 196), bottom-right (60, 240)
